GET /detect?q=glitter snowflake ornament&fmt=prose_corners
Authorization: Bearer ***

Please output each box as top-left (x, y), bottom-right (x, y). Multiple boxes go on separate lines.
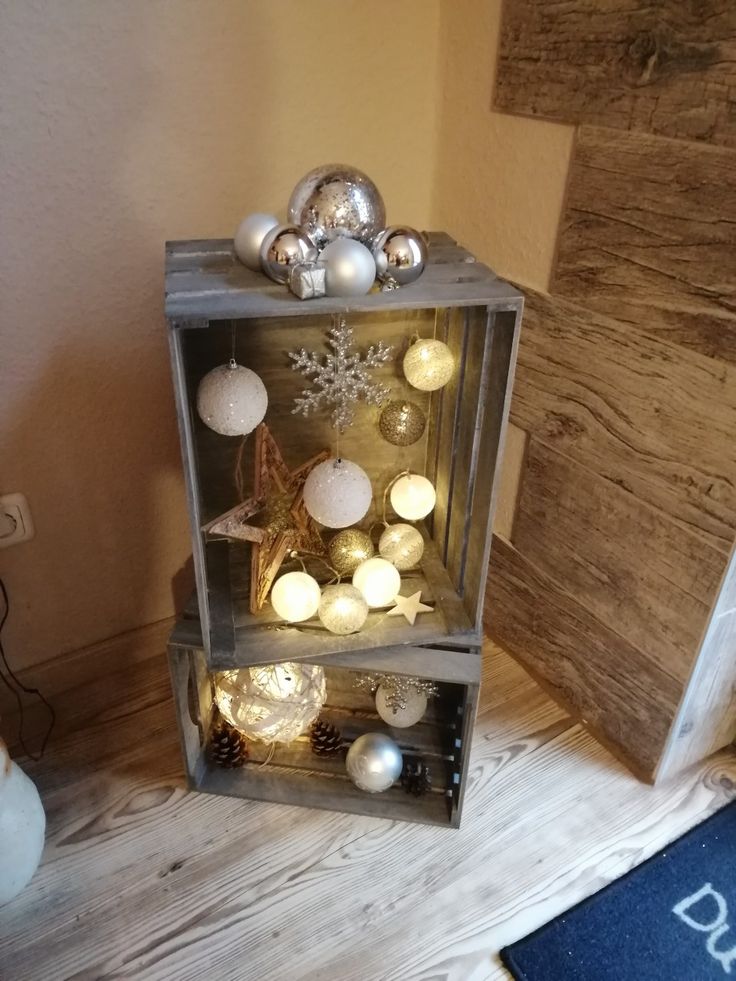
top-left (289, 316), bottom-right (393, 432)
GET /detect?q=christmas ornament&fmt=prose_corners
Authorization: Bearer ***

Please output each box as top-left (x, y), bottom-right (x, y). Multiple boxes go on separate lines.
top-left (387, 590), bottom-right (433, 626)
top-left (202, 424), bottom-right (329, 613)
top-left (288, 260), bottom-right (327, 300)
top-left (0, 738), bottom-right (45, 906)
top-left (352, 557), bottom-right (401, 608)
top-left (328, 528), bottom-right (375, 575)
top-left (376, 684), bottom-right (427, 727)
top-left (303, 458), bottom-right (373, 529)
top-left (373, 225), bottom-right (428, 287)
top-left (390, 473), bottom-right (436, 521)
top-left (318, 584), bottom-right (369, 635)
top-left (403, 338), bottom-right (455, 391)
top-left (346, 732), bottom-right (403, 793)
top-left (378, 400), bottom-right (426, 446)
top-left (290, 316), bottom-right (393, 432)
top-left (354, 673), bottom-right (439, 712)
top-left (287, 164), bottom-right (386, 250)
top-left (233, 213), bottom-right (279, 270)
top-left (215, 662), bottom-right (326, 745)
top-left (378, 523), bottom-right (424, 570)
top-left (260, 224), bottom-right (318, 283)
top-left (209, 720), bottom-right (248, 767)
top-left (196, 361), bottom-right (268, 436)
top-left (309, 718), bottom-right (344, 757)
top-left (401, 756), bottom-right (432, 797)
top-left (270, 571), bottom-right (321, 623)
top-left (320, 238), bottom-right (376, 297)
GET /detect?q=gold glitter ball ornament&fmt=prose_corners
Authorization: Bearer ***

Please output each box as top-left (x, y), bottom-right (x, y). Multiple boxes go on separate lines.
top-left (328, 529), bottom-right (375, 575)
top-left (378, 400), bottom-right (426, 446)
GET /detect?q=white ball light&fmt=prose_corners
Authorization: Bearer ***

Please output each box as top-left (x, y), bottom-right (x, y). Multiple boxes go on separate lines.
top-left (403, 338), bottom-right (455, 391)
top-left (321, 238), bottom-right (376, 297)
top-left (270, 571), bottom-right (321, 623)
top-left (303, 458), bottom-right (373, 528)
top-left (390, 473), bottom-right (436, 521)
top-left (375, 685), bottom-right (428, 728)
top-left (196, 362), bottom-right (268, 436)
top-left (378, 523), bottom-right (425, 570)
top-left (352, 557), bottom-right (401, 609)
top-left (233, 213), bottom-right (279, 270)
top-left (318, 584), bottom-right (369, 635)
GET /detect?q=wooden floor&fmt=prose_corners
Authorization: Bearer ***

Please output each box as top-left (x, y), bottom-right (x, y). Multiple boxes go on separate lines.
top-left (1, 620), bottom-right (734, 981)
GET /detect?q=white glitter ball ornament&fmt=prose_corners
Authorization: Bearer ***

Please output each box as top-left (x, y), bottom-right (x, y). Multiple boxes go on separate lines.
top-left (318, 584), bottom-right (369, 635)
top-left (215, 662), bottom-right (326, 744)
top-left (270, 571), bottom-right (321, 623)
top-left (403, 338), bottom-right (455, 392)
top-left (390, 474), bottom-right (436, 521)
top-left (352, 557), bottom-right (401, 608)
top-left (196, 361), bottom-right (268, 436)
top-left (375, 684), bottom-right (428, 728)
top-left (378, 523), bottom-right (425, 570)
top-left (303, 458), bottom-right (373, 528)
top-left (233, 213), bottom-right (279, 270)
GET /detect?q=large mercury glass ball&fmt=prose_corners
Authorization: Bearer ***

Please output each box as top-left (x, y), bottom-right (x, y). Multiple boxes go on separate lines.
top-left (373, 225), bottom-right (428, 286)
top-left (303, 458), bottom-right (373, 529)
top-left (233, 213), bottom-right (279, 270)
top-left (390, 474), bottom-right (436, 521)
top-left (352, 557), bottom-right (401, 608)
top-left (287, 164), bottom-right (386, 250)
top-left (196, 361), bottom-right (268, 436)
top-left (270, 571), bottom-right (321, 623)
top-left (328, 529), bottom-right (375, 576)
top-left (375, 685), bottom-right (428, 728)
top-left (378, 400), bottom-right (426, 446)
top-left (403, 338), bottom-right (455, 391)
top-left (318, 584), bottom-right (369, 635)
top-left (378, 523), bottom-right (425, 571)
top-left (346, 732), bottom-right (403, 793)
top-left (321, 239), bottom-right (376, 297)
top-left (260, 223), bottom-right (318, 283)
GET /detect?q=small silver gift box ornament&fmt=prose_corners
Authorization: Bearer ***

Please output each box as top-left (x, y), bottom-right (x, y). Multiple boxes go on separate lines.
top-left (288, 261), bottom-right (327, 300)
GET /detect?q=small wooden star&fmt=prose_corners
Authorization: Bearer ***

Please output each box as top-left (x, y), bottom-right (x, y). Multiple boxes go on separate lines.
top-left (202, 423), bottom-right (329, 613)
top-left (387, 590), bottom-right (433, 626)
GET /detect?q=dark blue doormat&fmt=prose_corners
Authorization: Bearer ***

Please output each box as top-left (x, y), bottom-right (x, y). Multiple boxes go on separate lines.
top-left (501, 800), bottom-right (736, 980)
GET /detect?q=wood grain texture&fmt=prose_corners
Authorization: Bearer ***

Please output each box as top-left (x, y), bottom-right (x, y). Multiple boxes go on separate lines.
top-left (1, 624), bottom-right (734, 980)
top-left (512, 438), bottom-right (725, 684)
top-left (495, 0), bottom-right (736, 147)
top-left (553, 126), bottom-right (736, 362)
top-left (510, 289), bottom-right (736, 552)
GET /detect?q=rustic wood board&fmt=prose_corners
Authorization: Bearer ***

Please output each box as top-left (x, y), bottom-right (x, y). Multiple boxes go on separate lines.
top-left (1, 624), bottom-right (734, 980)
top-left (552, 126), bottom-right (736, 363)
top-left (495, 0), bottom-right (736, 147)
top-left (512, 438), bottom-right (725, 684)
top-left (509, 289), bottom-right (736, 552)
top-left (486, 536), bottom-right (683, 778)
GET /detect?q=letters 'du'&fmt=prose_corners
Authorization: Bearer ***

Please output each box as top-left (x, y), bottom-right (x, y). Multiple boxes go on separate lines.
top-left (673, 883), bottom-right (736, 974)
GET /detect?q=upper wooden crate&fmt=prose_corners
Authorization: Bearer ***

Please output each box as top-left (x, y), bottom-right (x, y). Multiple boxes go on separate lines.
top-left (166, 232), bottom-right (523, 670)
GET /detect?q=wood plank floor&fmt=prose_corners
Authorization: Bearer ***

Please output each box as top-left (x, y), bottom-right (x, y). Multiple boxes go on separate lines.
top-left (1, 620), bottom-right (734, 981)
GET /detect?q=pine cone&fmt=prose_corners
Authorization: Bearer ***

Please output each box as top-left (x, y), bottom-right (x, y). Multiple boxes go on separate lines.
top-left (210, 721), bottom-right (248, 768)
top-left (309, 718), bottom-right (344, 757)
top-left (401, 756), bottom-right (432, 797)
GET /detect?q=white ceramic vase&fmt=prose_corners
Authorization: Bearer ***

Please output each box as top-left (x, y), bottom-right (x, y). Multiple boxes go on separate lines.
top-left (0, 738), bottom-right (45, 905)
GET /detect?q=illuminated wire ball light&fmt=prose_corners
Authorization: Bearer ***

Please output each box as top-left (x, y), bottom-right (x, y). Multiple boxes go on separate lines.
top-left (318, 584), bottom-right (369, 635)
top-left (378, 523), bottom-right (424, 570)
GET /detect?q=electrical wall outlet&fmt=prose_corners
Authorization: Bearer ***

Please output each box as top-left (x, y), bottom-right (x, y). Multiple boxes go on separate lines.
top-left (0, 493), bottom-right (35, 548)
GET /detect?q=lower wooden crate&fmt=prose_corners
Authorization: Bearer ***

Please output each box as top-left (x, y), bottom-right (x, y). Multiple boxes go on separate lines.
top-left (168, 620), bottom-right (481, 828)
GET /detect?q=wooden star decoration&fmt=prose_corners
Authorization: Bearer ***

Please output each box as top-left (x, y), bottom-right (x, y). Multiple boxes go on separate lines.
top-left (387, 590), bottom-right (433, 626)
top-left (202, 423), bottom-right (329, 614)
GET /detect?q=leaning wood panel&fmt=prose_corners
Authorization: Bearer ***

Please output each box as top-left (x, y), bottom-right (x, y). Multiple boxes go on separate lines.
top-left (510, 290), bottom-right (736, 552)
top-left (495, 0), bottom-right (736, 147)
top-left (553, 127), bottom-right (736, 363)
top-left (486, 536), bottom-right (683, 779)
top-left (512, 438), bottom-right (725, 684)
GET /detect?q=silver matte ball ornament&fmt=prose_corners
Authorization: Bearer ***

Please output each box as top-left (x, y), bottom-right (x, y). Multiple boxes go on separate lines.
top-left (320, 239), bottom-right (376, 297)
top-left (196, 361), bottom-right (268, 436)
top-left (346, 732), bottom-right (403, 793)
top-left (260, 224), bottom-right (318, 284)
top-left (288, 164), bottom-right (386, 250)
top-left (373, 226), bottom-right (428, 287)
top-left (233, 213), bottom-right (279, 270)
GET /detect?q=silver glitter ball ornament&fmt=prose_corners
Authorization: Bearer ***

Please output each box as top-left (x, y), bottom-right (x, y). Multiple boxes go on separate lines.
top-left (321, 239), bottom-right (376, 297)
top-left (373, 225), bottom-right (428, 287)
top-left (260, 224), bottom-right (318, 284)
top-left (346, 732), bottom-right (403, 793)
top-left (288, 164), bottom-right (386, 250)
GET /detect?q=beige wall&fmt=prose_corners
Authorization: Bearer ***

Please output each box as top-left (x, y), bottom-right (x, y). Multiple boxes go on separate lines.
top-left (0, 0), bottom-right (440, 670)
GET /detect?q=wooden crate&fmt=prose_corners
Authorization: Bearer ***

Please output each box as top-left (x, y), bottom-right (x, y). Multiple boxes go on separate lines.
top-left (166, 232), bottom-right (523, 669)
top-left (168, 617), bottom-right (481, 828)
